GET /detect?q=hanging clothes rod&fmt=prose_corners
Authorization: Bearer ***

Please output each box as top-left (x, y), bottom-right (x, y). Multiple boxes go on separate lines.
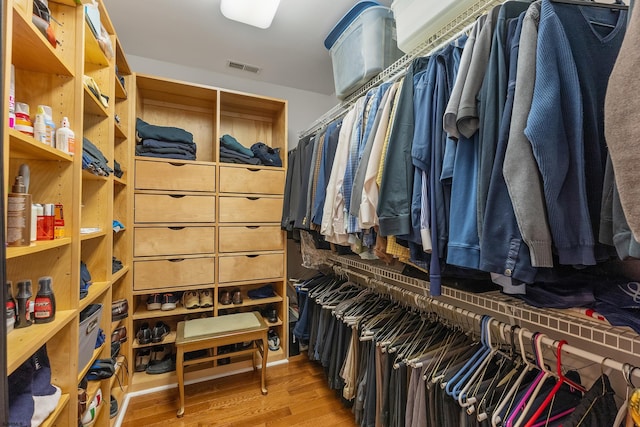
top-left (328, 262), bottom-right (640, 382)
top-left (298, 0), bottom-right (504, 140)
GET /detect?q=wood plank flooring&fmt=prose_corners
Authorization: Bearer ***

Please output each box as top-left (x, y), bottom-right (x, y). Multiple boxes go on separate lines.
top-left (120, 354), bottom-right (356, 427)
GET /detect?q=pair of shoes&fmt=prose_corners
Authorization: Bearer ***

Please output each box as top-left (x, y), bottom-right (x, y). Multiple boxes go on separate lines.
top-left (81, 388), bottom-right (102, 427)
top-left (152, 321), bottom-right (170, 343)
top-left (111, 326), bottom-right (127, 343)
top-left (146, 345), bottom-right (175, 374)
top-left (183, 289), bottom-right (213, 309)
top-left (147, 293), bottom-right (180, 311)
top-left (111, 299), bottom-right (128, 321)
top-left (87, 359), bottom-right (115, 380)
top-left (135, 349), bottom-right (151, 372)
top-left (232, 288), bottom-right (243, 304)
top-left (268, 329), bottom-right (280, 351)
top-left (219, 289), bottom-right (232, 305)
top-left (136, 323), bottom-right (152, 345)
top-left (248, 284), bottom-right (275, 300)
top-left (110, 395), bottom-right (118, 419)
top-left (111, 341), bottom-right (121, 360)
top-left (261, 305), bottom-right (278, 323)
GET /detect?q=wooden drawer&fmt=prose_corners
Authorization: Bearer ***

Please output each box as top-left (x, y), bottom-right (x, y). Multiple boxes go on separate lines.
top-left (218, 226), bottom-right (283, 253)
top-left (218, 196), bottom-right (282, 223)
top-left (218, 253), bottom-right (284, 283)
top-left (134, 226), bottom-right (215, 257)
top-left (135, 159), bottom-right (215, 192)
top-left (219, 166), bottom-right (285, 195)
top-left (133, 257), bottom-right (215, 291)
top-left (134, 194), bottom-right (215, 223)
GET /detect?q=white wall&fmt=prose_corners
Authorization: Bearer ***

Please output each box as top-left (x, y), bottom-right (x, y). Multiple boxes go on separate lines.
top-left (127, 55), bottom-right (338, 150)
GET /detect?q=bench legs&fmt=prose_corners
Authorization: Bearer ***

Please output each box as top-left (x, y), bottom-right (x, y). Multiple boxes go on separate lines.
top-left (176, 348), bottom-right (185, 418)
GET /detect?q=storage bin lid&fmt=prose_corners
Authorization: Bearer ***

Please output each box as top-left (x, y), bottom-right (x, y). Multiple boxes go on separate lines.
top-left (324, 1), bottom-right (380, 50)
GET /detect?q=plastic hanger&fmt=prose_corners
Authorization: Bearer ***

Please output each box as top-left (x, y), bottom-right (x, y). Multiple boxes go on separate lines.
top-left (523, 340), bottom-right (585, 427)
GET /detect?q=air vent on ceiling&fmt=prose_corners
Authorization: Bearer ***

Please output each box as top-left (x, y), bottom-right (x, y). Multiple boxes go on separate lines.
top-left (227, 60), bottom-right (261, 74)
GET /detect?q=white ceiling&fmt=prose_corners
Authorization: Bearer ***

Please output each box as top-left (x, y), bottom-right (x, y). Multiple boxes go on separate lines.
top-left (103, 0), bottom-right (393, 96)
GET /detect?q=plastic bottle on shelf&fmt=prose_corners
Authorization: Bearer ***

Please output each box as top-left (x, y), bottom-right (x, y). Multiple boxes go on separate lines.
top-left (14, 102), bottom-right (33, 136)
top-left (6, 281), bottom-right (16, 333)
top-left (15, 279), bottom-right (33, 329)
top-left (8, 64), bottom-right (15, 128)
top-left (7, 166), bottom-right (32, 247)
top-left (34, 276), bottom-right (56, 324)
top-left (38, 105), bottom-right (56, 146)
top-left (33, 110), bottom-right (47, 144)
top-left (56, 116), bottom-right (75, 155)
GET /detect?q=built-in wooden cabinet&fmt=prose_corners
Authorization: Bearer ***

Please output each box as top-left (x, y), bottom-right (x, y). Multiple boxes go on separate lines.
top-left (130, 74), bottom-right (288, 391)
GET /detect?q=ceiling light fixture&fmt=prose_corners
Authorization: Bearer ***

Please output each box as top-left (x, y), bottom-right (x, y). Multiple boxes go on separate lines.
top-left (220, 0), bottom-right (281, 29)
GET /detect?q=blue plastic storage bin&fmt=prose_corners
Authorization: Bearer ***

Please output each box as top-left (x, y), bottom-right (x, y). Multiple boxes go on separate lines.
top-left (325, 2), bottom-right (403, 100)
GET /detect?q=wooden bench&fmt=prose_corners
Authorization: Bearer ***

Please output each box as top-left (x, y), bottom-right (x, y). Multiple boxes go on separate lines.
top-left (175, 311), bottom-right (269, 417)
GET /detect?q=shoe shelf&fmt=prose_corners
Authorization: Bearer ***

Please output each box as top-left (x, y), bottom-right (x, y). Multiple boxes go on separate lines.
top-left (5, 237), bottom-right (72, 259)
top-left (111, 265), bottom-right (130, 284)
top-left (11, 5), bottom-right (74, 76)
top-left (78, 344), bottom-right (107, 384)
top-left (218, 294), bottom-right (283, 310)
top-left (217, 277), bottom-right (285, 288)
top-left (40, 393), bottom-right (69, 427)
top-left (114, 176), bottom-right (126, 186)
top-left (82, 167), bottom-right (111, 182)
top-left (6, 310), bottom-right (76, 373)
top-left (265, 317), bottom-right (283, 327)
top-left (9, 128), bottom-right (74, 162)
top-left (79, 281), bottom-right (111, 311)
top-left (133, 305), bottom-right (213, 320)
top-left (115, 77), bottom-right (127, 100)
top-left (84, 86), bottom-right (110, 117)
top-left (132, 331), bottom-right (177, 349)
top-left (114, 120), bottom-right (127, 139)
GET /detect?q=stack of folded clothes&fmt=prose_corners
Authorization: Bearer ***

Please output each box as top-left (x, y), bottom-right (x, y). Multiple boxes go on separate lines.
top-left (135, 118), bottom-right (196, 160)
top-left (83, 137), bottom-right (113, 177)
top-left (220, 134), bottom-right (261, 165)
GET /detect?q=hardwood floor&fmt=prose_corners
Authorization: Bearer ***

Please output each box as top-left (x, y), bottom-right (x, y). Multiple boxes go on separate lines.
top-left (120, 354), bottom-right (356, 426)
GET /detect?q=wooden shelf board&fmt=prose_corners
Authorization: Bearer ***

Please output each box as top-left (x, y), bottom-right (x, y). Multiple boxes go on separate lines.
top-left (133, 304), bottom-right (212, 321)
top-left (114, 176), bottom-right (126, 186)
top-left (217, 295), bottom-right (283, 310)
top-left (111, 265), bottom-right (130, 284)
top-left (266, 317), bottom-right (283, 328)
top-left (84, 86), bottom-right (109, 117)
top-left (12, 8), bottom-right (74, 76)
top-left (7, 310), bottom-right (76, 373)
top-left (80, 229), bottom-right (107, 241)
top-left (84, 20), bottom-right (110, 66)
top-left (217, 277), bottom-right (285, 288)
top-left (132, 331), bottom-right (177, 349)
top-left (9, 129), bottom-right (74, 161)
top-left (40, 393), bottom-right (69, 427)
top-left (78, 344), bottom-right (107, 384)
top-left (6, 237), bottom-right (72, 259)
top-left (132, 284), bottom-right (215, 296)
top-left (115, 38), bottom-right (132, 74)
top-left (114, 121), bottom-right (127, 139)
top-left (82, 166), bottom-right (110, 181)
top-left (115, 77), bottom-right (128, 100)
top-left (79, 281), bottom-right (111, 311)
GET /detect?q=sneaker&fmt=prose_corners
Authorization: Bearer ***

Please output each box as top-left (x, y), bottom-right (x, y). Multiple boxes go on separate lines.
top-left (136, 322), bottom-right (152, 345)
top-left (161, 293), bottom-right (178, 311)
top-left (146, 293), bottom-right (162, 311)
top-left (151, 321), bottom-right (170, 343)
top-left (199, 289), bottom-right (213, 308)
top-left (182, 290), bottom-right (200, 309)
top-left (81, 388), bottom-right (102, 426)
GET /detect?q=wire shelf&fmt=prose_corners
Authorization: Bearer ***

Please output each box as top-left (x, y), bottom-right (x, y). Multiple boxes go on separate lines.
top-left (328, 254), bottom-right (640, 360)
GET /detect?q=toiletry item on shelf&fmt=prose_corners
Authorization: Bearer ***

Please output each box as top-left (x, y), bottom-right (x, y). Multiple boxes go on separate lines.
top-left (15, 102), bottom-right (33, 136)
top-left (34, 276), bottom-right (56, 324)
top-left (33, 110), bottom-right (47, 144)
top-left (33, 204), bottom-right (43, 242)
top-left (37, 105), bottom-right (56, 146)
top-left (6, 281), bottom-right (16, 333)
top-left (43, 204), bottom-right (55, 240)
top-left (9, 64), bottom-right (15, 128)
top-left (56, 116), bottom-right (75, 155)
top-left (15, 279), bottom-right (33, 329)
top-left (54, 203), bottom-right (64, 239)
top-left (7, 165), bottom-right (32, 246)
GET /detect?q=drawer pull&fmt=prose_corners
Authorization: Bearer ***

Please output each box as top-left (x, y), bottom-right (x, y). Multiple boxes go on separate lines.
top-left (169, 162), bottom-right (186, 167)
top-left (245, 226), bottom-right (260, 229)
top-left (168, 258), bottom-right (185, 262)
top-left (247, 168), bottom-right (260, 172)
top-left (169, 194), bottom-right (186, 198)
top-left (168, 227), bottom-right (185, 230)
top-left (247, 197), bottom-right (259, 201)
top-left (246, 254), bottom-right (260, 258)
